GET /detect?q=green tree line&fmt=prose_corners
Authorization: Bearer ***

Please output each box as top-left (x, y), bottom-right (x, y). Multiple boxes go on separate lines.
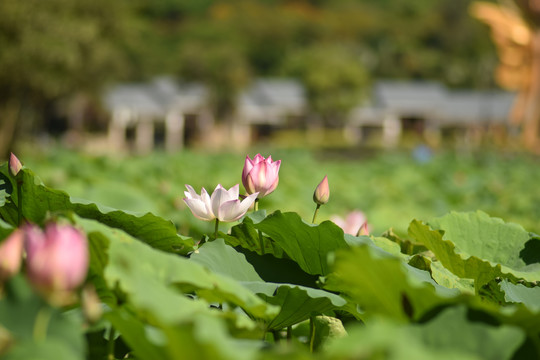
top-left (0, 0), bottom-right (497, 156)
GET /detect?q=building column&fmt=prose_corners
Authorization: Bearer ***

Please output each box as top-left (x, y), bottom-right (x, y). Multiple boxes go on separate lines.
top-left (165, 111), bottom-right (185, 152)
top-left (382, 113), bottom-right (401, 148)
top-left (135, 119), bottom-right (154, 154)
top-left (108, 108), bottom-right (129, 151)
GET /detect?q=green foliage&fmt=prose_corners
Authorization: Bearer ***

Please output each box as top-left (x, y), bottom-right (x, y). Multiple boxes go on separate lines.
top-left (0, 276), bottom-right (86, 360)
top-left (20, 148), bottom-right (540, 238)
top-left (282, 44), bottom-right (370, 124)
top-left (326, 306), bottom-right (525, 360)
top-left (1, 0), bottom-right (498, 156)
top-left (409, 211), bottom-right (540, 290)
top-left (178, 41), bottom-right (251, 119)
top-left (2, 154), bottom-right (540, 359)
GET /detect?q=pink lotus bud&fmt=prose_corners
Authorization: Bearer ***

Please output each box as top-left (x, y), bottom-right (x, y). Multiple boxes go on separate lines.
top-left (9, 153), bottom-right (22, 176)
top-left (358, 222), bottom-right (370, 236)
top-left (0, 230), bottom-right (24, 281)
top-left (313, 175), bottom-right (330, 205)
top-left (25, 223), bottom-right (89, 303)
top-left (242, 154), bottom-right (281, 198)
top-left (331, 211), bottom-right (370, 236)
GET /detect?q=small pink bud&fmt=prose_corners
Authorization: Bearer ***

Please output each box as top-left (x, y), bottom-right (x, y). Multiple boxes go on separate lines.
top-left (313, 175), bottom-right (330, 205)
top-left (8, 153), bottom-right (22, 176)
top-left (0, 230), bottom-right (24, 281)
top-left (358, 222), bottom-right (370, 236)
top-left (332, 211), bottom-right (370, 236)
top-left (25, 223), bottom-right (89, 304)
top-left (242, 154), bottom-right (281, 198)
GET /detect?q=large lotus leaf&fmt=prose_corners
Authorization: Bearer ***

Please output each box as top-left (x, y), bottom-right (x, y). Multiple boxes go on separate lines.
top-left (500, 280), bottom-right (540, 312)
top-left (0, 218), bottom-right (14, 241)
top-left (0, 164), bottom-right (12, 208)
top-left (324, 244), bottom-right (460, 322)
top-left (242, 282), bottom-right (346, 331)
top-left (162, 313), bottom-right (262, 360)
top-left (108, 306), bottom-right (262, 360)
top-left (429, 260), bottom-right (475, 295)
top-left (73, 216), bottom-right (216, 324)
top-left (190, 238), bottom-right (346, 330)
top-left (0, 276), bottom-right (85, 360)
top-left (487, 303), bottom-right (540, 337)
top-left (105, 308), bottom-right (174, 360)
top-left (253, 211), bottom-right (349, 276)
top-left (0, 166), bottom-right (193, 254)
top-left (99, 219), bottom-right (278, 322)
top-left (345, 234), bottom-right (406, 259)
top-left (0, 164), bottom-right (17, 225)
top-left (223, 210), bottom-right (286, 258)
top-left (190, 239), bottom-right (263, 282)
top-left (325, 306), bottom-right (525, 360)
top-left (409, 211), bottom-right (540, 289)
top-left (231, 247), bottom-right (319, 288)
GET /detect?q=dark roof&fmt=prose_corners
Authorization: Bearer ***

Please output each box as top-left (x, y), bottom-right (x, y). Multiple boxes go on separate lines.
top-left (241, 79), bottom-right (306, 110)
top-left (374, 81), bottom-right (447, 116)
top-left (103, 76), bottom-right (208, 117)
top-left (104, 83), bottom-right (164, 117)
top-left (238, 79), bottom-right (306, 124)
top-left (438, 91), bottom-right (515, 125)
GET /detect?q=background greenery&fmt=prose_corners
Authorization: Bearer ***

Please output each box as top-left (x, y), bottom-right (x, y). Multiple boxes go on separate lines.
top-left (0, 0), bottom-right (498, 156)
top-left (3, 149), bottom-right (540, 359)
top-left (19, 146), bottom-right (540, 238)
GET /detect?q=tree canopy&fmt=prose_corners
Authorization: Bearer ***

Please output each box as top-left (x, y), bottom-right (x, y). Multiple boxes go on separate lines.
top-left (0, 0), bottom-right (499, 154)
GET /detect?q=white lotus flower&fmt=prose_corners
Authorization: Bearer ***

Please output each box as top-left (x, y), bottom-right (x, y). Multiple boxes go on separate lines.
top-left (183, 184), bottom-right (258, 222)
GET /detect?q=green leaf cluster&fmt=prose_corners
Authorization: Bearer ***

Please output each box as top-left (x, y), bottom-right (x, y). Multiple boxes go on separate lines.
top-left (1, 159), bottom-right (540, 359)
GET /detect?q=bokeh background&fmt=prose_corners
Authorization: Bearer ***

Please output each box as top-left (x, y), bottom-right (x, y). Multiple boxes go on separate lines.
top-left (2, 0), bottom-right (540, 237)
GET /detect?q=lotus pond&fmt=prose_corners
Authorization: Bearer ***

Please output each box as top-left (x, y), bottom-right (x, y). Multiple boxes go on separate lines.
top-left (0, 147), bottom-right (539, 359)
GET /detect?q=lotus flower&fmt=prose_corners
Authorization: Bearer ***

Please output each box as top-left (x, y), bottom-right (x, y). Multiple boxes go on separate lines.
top-left (242, 154), bottom-right (281, 198)
top-left (9, 153), bottom-right (22, 176)
top-left (25, 223), bottom-right (89, 301)
top-left (184, 184), bottom-right (258, 222)
top-left (331, 211), bottom-right (370, 236)
top-left (313, 175), bottom-right (330, 205)
top-left (0, 229), bottom-right (24, 281)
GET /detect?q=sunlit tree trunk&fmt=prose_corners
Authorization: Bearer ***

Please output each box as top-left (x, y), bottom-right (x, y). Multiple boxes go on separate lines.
top-left (522, 30), bottom-right (540, 151)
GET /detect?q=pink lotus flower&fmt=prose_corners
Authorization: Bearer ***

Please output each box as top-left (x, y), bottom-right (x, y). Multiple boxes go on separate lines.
top-left (9, 152), bottom-right (22, 176)
top-left (313, 175), bottom-right (330, 205)
top-left (331, 211), bottom-right (370, 236)
top-left (25, 223), bottom-right (89, 301)
top-left (242, 154), bottom-right (281, 198)
top-left (183, 184), bottom-right (258, 222)
top-left (0, 229), bottom-right (24, 281)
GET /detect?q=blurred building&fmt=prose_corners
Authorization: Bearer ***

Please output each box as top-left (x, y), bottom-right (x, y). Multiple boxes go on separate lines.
top-left (347, 80), bottom-right (515, 148)
top-left (103, 77), bottom-right (515, 152)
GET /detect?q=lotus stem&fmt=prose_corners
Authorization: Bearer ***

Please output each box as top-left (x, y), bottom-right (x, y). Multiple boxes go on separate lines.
top-left (272, 329), bottom-right (280, 343)
top-left (214, 219), bottom-right (220, 239)
top-left (312, 204), bottom-right (321, 224)
top-left (16, 180), bottom-right (22, 226)
top-left (259, 230), bottom-right (265, 255)
top-left (309, 316), bottom-right (316, 352)
top-left (286, 326), bottom-right (292, 342)
top-left (107, 328), bottom-right (115, 360)
top-left (33, 306), bottom-right (52, 342)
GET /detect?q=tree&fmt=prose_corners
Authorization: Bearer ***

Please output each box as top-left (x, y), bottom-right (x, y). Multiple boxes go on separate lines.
top-left (178, 41), bottom-right (251, 122)
top-left (0, 0), bottom-right (133, 157)
top-left (282, 44), bottom-right (370, 127)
